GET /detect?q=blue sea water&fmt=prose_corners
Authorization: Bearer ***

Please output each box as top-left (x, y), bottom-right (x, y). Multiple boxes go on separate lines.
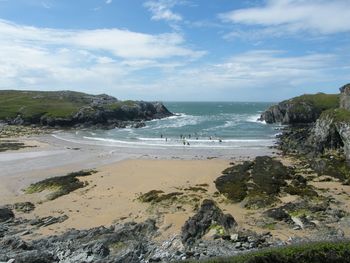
top-left (57, 102), bottom-right (281, 149)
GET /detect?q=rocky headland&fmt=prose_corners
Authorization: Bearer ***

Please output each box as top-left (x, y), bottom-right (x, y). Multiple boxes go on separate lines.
top-left (0, 90), bottom-right (172, 129)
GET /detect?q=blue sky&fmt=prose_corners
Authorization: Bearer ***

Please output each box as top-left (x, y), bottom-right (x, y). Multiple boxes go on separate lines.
top-left (0, 0), bottom-right (349, 101)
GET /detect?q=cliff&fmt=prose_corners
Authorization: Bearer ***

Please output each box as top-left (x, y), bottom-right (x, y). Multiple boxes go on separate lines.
top-left (0, 90), bottom-right (172, 128)
top-left (260, 93), bottom-right (339, 124)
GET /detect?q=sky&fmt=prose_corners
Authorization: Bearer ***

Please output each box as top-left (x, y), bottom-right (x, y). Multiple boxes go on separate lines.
top-left (0, 0), bottom-right (349, 101)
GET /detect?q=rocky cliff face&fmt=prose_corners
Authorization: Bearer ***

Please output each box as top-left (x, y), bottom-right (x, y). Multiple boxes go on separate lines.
top-left (340, 84), bottom-right (350, 110)
top-left (0, 90), bottom-right (173, 128)
top-left (260, 93), bottom-right (339, 125)
top-left (260, 101), bottom-right (320, 124)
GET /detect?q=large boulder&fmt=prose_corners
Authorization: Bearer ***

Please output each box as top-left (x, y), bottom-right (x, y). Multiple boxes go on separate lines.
top-left (181, 199), bottom-right (236, 245)
top-left (0, 207), bottom-right (14, 222)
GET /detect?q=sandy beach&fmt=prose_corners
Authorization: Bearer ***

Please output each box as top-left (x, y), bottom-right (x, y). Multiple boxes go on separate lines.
top-left (0, 132), bottom-right (278, 238)
top-left (3, 132), bottom-right (350, 245)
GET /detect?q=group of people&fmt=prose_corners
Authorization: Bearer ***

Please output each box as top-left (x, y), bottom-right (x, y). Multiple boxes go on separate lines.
top-left (159, 133), bottom-right (223, 145)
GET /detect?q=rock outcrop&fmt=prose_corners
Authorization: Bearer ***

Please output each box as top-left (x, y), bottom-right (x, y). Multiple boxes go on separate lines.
top-left (181, 199), bottom-right (236, 245)
top-left (340, 83), bottom-right (350, 110)
top-left (0, 207), bottom-right (14, 222)
top-left (215, 156), bottom-right (294, 209)
top-left (0, 90), bottom-right (173, 128)
top-left (259, 93), bottom-right (339, 124)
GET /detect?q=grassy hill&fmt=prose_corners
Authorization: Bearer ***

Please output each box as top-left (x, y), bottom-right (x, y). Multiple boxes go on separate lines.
top-left (0, 90), bottom-right (171, 127)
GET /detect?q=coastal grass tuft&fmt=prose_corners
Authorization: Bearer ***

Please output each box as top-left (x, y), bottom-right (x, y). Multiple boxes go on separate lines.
top-left (321, 108), bottom-right (350, 123)
top-left (24, 169), bottom-right (97, 200)
top-left (183, 241), bottom-right (350, 263)
top-left (292, 93), bottom-right (339, 112)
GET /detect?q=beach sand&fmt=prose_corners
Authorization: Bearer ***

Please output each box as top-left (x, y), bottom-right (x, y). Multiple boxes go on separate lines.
top-left (2, 133), bottom-right (349, 243)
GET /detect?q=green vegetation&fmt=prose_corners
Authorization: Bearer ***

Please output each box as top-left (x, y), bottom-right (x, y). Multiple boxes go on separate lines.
top-left (0, 90), bottom-right (89, 120)
top-left (290, 93), bottom-right (339, 112)
top-left (215, 157), bottom-right (293, 208)
top-left (0, 90), bottom-right (140, 122)
top-left (24, 170), bottom-right (97, 200)
top-left (105, 100), bottom-right (137, 110)
top-left (184, 241), bottom-right (350, 263)
top-left (321, 108), bottom-right (350, 122)
top-left (138, 190), bottom-right (184, 204)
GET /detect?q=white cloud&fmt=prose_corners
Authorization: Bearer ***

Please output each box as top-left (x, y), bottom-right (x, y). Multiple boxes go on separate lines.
top-left (0, 19), bottom-right (204, 60)
top-left (136, 50), bottom-right (349, 100)
top-left (144, 0), bottom-right (182, 22)
top-left (105, 0), bottom-right (112, 4)
top-left (220, 0), bottom-right (350, 35)
top-left (0, 19), bottom-right (205, 95)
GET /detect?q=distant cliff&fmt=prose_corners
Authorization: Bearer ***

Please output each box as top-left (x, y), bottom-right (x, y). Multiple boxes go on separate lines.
top-left (259, 93), bottom-right (339, 124)
top-left (0, 90), bottom-right (172, 128)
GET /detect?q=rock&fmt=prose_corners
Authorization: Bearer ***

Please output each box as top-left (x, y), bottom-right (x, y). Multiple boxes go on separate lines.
top-left (215, 156), bottom-right (293, 208)
top-left (264, 207), bottom-right (292, 223)
top-left (12, 202), bottom-right (35, 213)
top-left (214, 161), bottom-right (252, 202)
top-left (181, 199), bottom-right (237, 245)
top-left (259, 93), bottom-right (339, 124)
top-left (340, 83), bottom-right (350, 110)
top-left (0, 219), bottom-right (159, 263)
top-left (0, 90), bottom-right (173, 128)
top-left (29, 215), bottom-right (68, 227)
top-left (0, 207), bottom-right (14, 222)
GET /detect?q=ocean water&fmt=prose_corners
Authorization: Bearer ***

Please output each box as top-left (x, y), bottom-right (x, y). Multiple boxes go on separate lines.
top-left (55, 102), bottom-right (281, 149)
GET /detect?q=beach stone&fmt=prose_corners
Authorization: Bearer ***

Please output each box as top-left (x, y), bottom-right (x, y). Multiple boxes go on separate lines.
top-left (13, 202), bottom-right (35, 213)
top-left (264, 207), bottom-right (292, 223)
top-left (0, 207), bottom-right (14, 222)
top-left (181, 199), bottom-right (237, 245)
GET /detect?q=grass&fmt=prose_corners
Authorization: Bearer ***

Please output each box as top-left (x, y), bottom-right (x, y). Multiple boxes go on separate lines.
top-left (0, 90), bottom-right (89, 120)
top-left (0, 90), bottom-right (141, 122)
top-left (184, 241), bottom-right (350, 263)
top-left (321, 108), bottom-right (350, 123)
top-left (290, 93), bottom-right (339, 112)
top-left (24, 169), bottom-right (97, 200)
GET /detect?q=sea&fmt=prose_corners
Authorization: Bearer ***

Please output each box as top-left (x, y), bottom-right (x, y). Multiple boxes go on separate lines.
top-left (54, 102), bottom-right (282, 150)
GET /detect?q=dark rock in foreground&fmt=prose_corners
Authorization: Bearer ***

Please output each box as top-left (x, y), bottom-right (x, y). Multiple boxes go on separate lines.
top-left (0, 207), bottom-right (14, 222)
top-left (181, 199), bottom-right (237, 245)
top-left (215, 156), bottom-right (294, 208)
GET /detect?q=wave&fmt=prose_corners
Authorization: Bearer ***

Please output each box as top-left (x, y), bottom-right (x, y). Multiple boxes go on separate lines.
top-left (52, 133), bottom-right (275, 150)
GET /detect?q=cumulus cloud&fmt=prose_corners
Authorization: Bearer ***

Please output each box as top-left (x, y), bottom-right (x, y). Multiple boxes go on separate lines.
top-left (220, 0), bottom-right (350, 35)
top-left (144, 0), bottom-right (182, 22)
top-left (0, 19), bottom-right (204, 95)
